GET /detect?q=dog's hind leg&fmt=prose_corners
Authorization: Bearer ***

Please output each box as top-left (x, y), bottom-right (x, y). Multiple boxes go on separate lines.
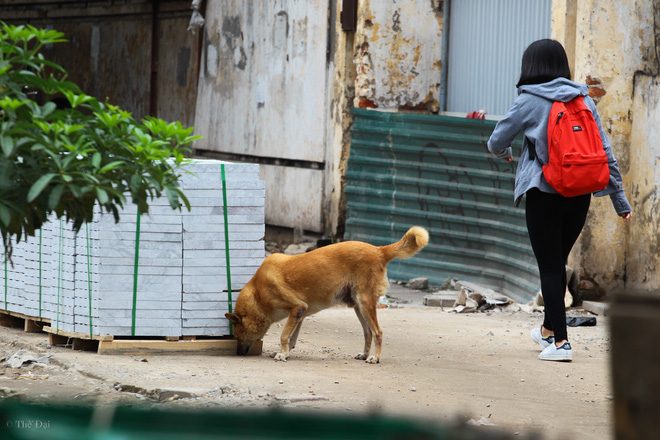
top-left (354, 307), bottom-right (372, 360)
top-left (274, 304), bottom-right (307, 361)
top-left (357, 300), bottom-right (383, 364)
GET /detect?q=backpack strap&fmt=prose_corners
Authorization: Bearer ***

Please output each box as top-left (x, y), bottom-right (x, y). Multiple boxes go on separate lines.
top-left (526, 136), bottom-right (540, 163)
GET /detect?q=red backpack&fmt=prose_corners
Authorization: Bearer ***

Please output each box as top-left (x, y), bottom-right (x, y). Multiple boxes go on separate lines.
top-left (541, 97), bottom-right (609, 197)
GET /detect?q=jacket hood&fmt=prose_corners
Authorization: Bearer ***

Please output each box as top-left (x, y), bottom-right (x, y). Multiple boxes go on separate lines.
top-left (518, 77), bottom-right (589, 102)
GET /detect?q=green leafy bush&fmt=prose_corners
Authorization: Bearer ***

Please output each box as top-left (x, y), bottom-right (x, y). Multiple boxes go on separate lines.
top-left (0, 22), bottom-right (200, 255)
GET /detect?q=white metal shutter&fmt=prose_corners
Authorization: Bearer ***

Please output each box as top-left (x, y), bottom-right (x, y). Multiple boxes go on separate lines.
top-left (446, 0), bottom-right (552, 117)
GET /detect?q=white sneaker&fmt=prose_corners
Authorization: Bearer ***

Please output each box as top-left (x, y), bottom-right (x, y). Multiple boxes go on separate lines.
top-left (539, 342), bottom-right (573, 362)
top-left (530, 327), bottom-right (554, 349)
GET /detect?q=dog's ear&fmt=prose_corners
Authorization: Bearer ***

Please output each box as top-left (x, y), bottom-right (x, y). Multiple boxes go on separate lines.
top-left (225, 313), bottom-right (241, 325)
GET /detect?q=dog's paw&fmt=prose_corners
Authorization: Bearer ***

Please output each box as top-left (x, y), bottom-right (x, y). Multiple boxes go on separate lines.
top-left (273, 352), bottom-right (289, 362)
top-left (365, 355), bottom-right (380, 364)
top-left (354, 353), bottom-right (368, 360)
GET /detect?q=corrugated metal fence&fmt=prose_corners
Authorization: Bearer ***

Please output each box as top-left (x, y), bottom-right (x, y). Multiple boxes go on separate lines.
top-left (345, 109), bottom-right (539, 303)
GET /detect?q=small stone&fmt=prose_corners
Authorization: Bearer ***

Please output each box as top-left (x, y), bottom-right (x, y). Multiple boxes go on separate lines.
top-left (408, 277), bottom-right (429, 290)
top-left (410, 387), bottom-right (416, 392)
top-left (279, 380), bottom-right (284, 384)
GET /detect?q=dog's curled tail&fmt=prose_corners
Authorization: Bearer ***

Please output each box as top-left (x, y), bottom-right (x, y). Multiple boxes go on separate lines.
top-left (381, 226), bottom-right (429, 262)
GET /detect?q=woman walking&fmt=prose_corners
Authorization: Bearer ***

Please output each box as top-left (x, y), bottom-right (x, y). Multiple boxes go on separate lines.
top-left (487, 39), bottom-right (632, 362)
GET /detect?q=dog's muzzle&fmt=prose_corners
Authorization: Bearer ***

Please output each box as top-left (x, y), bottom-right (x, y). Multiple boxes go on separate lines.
top-left (236, 341), bottom-right (253, 356)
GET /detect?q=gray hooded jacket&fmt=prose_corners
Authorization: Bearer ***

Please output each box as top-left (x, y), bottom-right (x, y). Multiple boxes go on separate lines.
top-left (487, 77), bottom-right (631, 215)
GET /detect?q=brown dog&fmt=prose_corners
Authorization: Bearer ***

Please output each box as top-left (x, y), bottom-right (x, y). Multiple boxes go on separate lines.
top-left (225, 226), bottom-right (429, 363)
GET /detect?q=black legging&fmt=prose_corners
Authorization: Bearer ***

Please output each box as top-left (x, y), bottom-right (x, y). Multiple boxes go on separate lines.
top-left (525, 188), bottom-right (591, 342)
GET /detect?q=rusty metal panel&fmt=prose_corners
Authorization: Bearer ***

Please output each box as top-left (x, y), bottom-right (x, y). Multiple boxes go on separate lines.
top-left (357, 0), bottom-right (443, 111)
top-left (59, 20), bottom-right (152, 120)
top-left (155, 8), bottom-right (202, 127)
top-left (345, 109), bottom-right (539, 303)
top-left (0, 1), bottom-right (199, 126)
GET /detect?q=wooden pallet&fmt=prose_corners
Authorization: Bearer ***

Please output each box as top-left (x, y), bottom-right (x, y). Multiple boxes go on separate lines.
top-left (96, 338), bottom-right (263, 356)
top-left (0, 310), bottom-right (51, 333)
top-left (41, 325), bottom-right (262, 356)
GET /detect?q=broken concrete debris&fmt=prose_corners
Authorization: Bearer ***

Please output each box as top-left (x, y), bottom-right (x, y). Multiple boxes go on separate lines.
top-left (450, 281), bottom-right (514, 313)
top-left (407, 277), bottom-right (429, 290)
top-left (582, 300), bottom-right (609, 316)
top-left (3, 350), bottom-right (51, 369)
top-left (423, 292), bottom-right (456, 307)
top-left (113, 383), bottom-right (196, 402)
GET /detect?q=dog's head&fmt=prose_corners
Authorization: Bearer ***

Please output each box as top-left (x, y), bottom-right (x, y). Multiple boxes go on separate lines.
top-left (225, 289), bottom-right (270, 355)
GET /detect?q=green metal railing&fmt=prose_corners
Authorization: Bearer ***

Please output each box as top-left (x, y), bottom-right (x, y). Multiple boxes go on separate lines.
top-left (345, 109), bottom-right (539, 303)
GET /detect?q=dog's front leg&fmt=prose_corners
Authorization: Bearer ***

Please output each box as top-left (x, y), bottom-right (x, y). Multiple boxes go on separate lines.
top-left (289, 318), bottom-right (305, 350)
top-left (274, 305), bottom-right (307, 361)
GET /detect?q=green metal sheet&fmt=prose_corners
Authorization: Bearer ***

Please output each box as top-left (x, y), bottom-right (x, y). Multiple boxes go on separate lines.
top-left (345, 109), bottom-right (539, 303)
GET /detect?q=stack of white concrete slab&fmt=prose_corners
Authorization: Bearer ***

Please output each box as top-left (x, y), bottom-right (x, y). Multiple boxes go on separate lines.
top-left (88, 197), bottom-right (185, 337)
top-left (41, 220), bottom-right (77, 332)
top-left (2, 236), bottom-right (28, 316)
top-left (180, 161), bottom-right (265, 336)
top-left (21, 229), bottom-right (53, 319)
top-left (71, 220), bottom-right (99, 337)
top-left (0, 160), bottom-right (264, 338)
top-left (2, 220), bottom-right (76, 327)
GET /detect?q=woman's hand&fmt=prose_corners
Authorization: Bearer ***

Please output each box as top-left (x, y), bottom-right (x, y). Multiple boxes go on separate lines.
top-left (620, 211), bottom-right (632, 222)
top-left (505, 156), bottom-right (513, 163)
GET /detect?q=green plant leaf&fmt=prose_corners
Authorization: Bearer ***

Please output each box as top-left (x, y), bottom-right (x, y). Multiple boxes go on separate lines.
top-left (48, 184), bottom-right (65, 210)
top-left (92, 152), bottom-right (101, 169)
top-left (0, 204), bottom-right (10, 227)
top-left (27, 173), bottom-right (57, 202)
top-left (1, 135), bottom-right (14, 157)
top-left (98, 161), bottom-right (124, 174)
top-left (95, 187), bottom-right (109, 205)
top-left (40, 101), bottom-right (56, 118)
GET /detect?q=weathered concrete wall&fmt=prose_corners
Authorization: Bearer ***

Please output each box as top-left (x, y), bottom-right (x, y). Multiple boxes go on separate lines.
top-left (326, 0), bottom-right (444, 237)
top-left (552, 0), bottom-right (657, 297)
top-left (354, 0), bottom-right (443, 111)
top-left (328, 0), bottom-right (357, 237)
top-left (628, 74), bottom-right (660, 292)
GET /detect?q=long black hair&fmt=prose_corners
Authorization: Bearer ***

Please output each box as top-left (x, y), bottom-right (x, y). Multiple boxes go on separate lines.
top-left (516, 39), bottom-right (571, 88)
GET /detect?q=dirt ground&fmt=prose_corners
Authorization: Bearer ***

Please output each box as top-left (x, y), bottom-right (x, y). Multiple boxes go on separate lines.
top-left (0, 284), bottom-right (611, 440)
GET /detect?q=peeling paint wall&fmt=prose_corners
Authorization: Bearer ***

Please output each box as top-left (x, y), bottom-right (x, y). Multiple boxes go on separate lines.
top-left (194, 1), bottom-right (330, 163)
top-left (328, 1), bottom-right (358, 237)
top-left (354, 0), bottom-right (443, 111)
top-left (193, 0), bottom-right (332, 233)
top-left (552, 0), bottom-right (658, 297)
top-left (192, 0), bottom-right (443, 236)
